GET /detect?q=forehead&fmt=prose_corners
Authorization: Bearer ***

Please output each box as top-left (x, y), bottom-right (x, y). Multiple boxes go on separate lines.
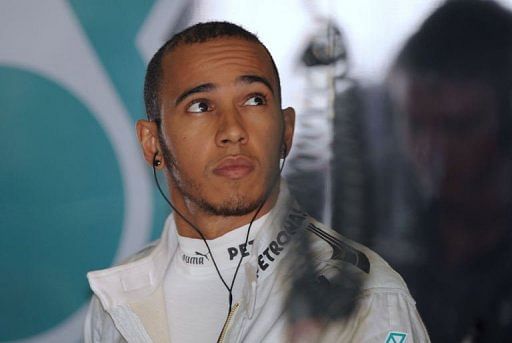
top-left (403, 76), bottom-right (497, 119)
top-left (161, 38), bottom-right (277, 95)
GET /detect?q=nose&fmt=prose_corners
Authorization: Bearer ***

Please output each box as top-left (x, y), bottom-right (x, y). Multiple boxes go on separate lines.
top-left (413, 130), bottom-right (434, 163)
top-left (215, 106), bottom-right (248, 147)
top-left (410, 128), bottom-right (445, 185)
top-left (414, 125), bottom-right (446, 159)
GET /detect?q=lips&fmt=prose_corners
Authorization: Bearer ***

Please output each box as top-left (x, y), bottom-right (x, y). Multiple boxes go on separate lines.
top-left (213, 156), bottom-right (255, 179)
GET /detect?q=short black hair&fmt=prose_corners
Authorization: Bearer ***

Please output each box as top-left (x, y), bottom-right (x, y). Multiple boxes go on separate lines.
top-left (393, 0), bottom-right (512, 147)
top-left (395, 1), bottom-right (512, 86)
top-left (144, 21), bottom-right (282, 122)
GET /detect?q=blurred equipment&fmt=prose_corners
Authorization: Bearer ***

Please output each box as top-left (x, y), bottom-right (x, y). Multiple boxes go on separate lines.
top-left (301, 20), bottom-right (346, 67)
top-left (285, 16), bottom-right (366, 338)
top-left (284, 18), bottom-right (346, 222)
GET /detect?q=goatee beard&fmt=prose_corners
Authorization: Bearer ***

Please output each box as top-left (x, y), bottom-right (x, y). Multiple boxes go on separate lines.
top-left (158, 136), bottom-right (271, 217)
top-left (189, 194), bottom-right (262, 217)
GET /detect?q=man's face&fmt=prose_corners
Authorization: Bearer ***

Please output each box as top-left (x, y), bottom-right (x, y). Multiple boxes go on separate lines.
top-left (399, 76), bottom-right (500, 199)
top-left (156, 38), bottom-right (294, 216)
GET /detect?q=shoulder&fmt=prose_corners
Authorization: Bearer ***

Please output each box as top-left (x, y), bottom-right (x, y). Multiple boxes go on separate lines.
top-left (118, 240), bottom-right (160, 265)
top-left (83, 242), bottom-right (161, 342)
top-left (303, 218), bottom-right (430, 342)
top-left (83, 295), bottom-right (125, 343)
top-left (305, 218), bottom-right (408, 292)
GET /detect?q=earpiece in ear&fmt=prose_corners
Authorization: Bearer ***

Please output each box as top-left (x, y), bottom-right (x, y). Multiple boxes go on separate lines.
top-left (153, 152), bottom-right (161, 167)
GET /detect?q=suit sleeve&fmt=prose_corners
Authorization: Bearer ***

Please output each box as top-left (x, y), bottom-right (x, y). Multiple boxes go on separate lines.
top-left (320, 288), bottom-right (430, 343)
top-left (83, 295), bottom-right (125, 343)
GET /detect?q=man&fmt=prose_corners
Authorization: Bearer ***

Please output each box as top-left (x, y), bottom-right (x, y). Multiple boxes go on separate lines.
top-left (387, 1), bottom-right (512, 341)
top-left (84, 21), bottom-right (428, 342)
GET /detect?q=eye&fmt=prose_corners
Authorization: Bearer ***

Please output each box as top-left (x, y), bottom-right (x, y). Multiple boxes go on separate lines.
top-left (187, 100), bottom-right (211, 113)
top-left (244, 94), bottom-right (266, 106)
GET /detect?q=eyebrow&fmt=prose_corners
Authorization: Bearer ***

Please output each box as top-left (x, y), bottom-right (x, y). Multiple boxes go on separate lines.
top-left (236, 75), bottom-right (275, 95)
top-left (174, 75), bottom-right (275, 107)
top-left (175, 83), bottom-right (215, 106)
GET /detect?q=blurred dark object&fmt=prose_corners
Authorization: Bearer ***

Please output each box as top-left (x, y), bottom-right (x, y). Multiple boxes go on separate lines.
top-left (286, 19), bottom-right (348, 221)
top-left (285, 230), bottom-right (362, 324)
top-left (385, 1), bottom-right (512, 341)
top-left (301, 20), bottom-right (346, 67)
top-left (284, 17), bottom-right (364, 337)
top-left (286, 171), bottom-right (327, 221)
top-left (331, 81), bottom-right (375, 247)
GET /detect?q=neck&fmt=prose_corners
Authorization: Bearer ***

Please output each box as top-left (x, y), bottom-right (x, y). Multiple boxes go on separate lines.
top-left (170, 184), bottom-right (280, 240)
top-left (435, 156), bottom-right (512, 266)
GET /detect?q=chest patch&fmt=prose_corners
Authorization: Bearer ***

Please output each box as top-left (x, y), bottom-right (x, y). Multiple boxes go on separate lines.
top-left (385, 331), bottom-right (407, 343)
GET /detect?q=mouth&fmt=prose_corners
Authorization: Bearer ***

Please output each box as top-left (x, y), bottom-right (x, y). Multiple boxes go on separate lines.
top-left (212, 156), bottom-right (255, 180)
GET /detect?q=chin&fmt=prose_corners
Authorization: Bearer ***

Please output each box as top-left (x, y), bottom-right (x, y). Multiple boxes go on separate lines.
top-left (201, 194), bottom-right (262, 217)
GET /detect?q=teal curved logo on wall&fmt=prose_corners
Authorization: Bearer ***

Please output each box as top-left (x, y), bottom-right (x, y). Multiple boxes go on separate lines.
top-left (0, 0), bottom-right (182, 341)
top-left (0, 67), bottom-right (124, 340)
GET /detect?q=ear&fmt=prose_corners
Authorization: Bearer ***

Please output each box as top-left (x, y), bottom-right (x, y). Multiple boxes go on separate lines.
top-left (136, 119), bottom-right (164, 169)
top-left (282, 107), bottom-right (295, 157)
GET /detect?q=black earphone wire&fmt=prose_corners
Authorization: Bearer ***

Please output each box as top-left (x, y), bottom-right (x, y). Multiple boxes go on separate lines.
top-left (152, 158), bottom-right (231, 300)
top-left (152, 146), bottom-right (287, 316)
top-left (227, 148), bottom-right (287, 304)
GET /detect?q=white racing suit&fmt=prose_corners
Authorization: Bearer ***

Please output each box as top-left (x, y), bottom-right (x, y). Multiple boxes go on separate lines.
top-left (84, 183), bottom-right (430, 342)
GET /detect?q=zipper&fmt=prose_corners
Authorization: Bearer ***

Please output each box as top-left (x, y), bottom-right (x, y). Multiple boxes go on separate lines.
top-left (217, 302), bottom-right (240, 343)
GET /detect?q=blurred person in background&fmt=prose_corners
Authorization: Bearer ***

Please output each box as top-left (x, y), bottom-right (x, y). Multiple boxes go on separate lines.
top-left (388, 1), bottom-right (512, 341)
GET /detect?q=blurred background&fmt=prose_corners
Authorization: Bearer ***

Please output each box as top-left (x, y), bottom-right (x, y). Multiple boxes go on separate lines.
top-left (2, 0), bottom-right (512, 341)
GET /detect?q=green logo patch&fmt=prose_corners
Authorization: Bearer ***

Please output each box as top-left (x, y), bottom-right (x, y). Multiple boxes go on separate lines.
top-left (385, 331), bottom-right (407, 343)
